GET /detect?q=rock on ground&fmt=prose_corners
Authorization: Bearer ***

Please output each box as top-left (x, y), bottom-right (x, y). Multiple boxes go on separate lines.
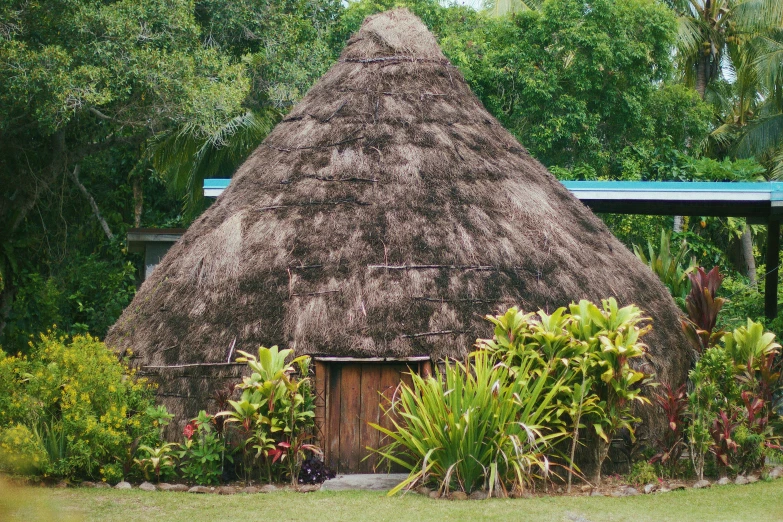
top-left (735, 476), bottom-right (749, 485)
top-left (188, 486), bottom-right (214, 494)
top-left (114, 481), bottom-right (132, 490)
top-left (416, 486), bottom-right (431, 496)
top-left (159, 483), bottom-right (189, 492)
top-left (138, 482), bottom-right (157, 492)
top-left (320, 474), bottom-right (409, 492)
top-left (716, 477), bottom-right (732, 486)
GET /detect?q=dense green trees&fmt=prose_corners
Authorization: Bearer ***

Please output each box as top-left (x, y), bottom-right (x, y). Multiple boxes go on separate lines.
top-left (1, 0), bottom-right (781, 350)
top-left (0, 0), bottom-right (340, 349)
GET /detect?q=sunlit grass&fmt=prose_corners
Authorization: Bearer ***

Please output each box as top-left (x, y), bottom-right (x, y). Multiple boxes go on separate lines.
top-left (3, 477), bottom-right (782, 522)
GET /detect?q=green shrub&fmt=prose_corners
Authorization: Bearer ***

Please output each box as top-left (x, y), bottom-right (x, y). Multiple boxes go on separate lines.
top-left (733, 424), bottom-right (765, 474)
top-left (480, 299), bottom-right (653, 483)
top-left (0, 331), bottom-right (158, 480)
top-left (687, 320), bottom-right (782, 479)
top-left (0, 424), bottom-right (49, 476)
top-left (178, 412), bottom-right (225, 485)
top-left (370, 300), bottom-right (654, 493)
top-left (627, 460), bottom-right (658, 486)
top-left (100, 462), bottom-right (124, 485)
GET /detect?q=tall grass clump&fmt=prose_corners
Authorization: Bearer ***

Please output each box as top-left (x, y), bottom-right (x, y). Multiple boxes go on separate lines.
top-left (369, 351), bottom-right (565, 497)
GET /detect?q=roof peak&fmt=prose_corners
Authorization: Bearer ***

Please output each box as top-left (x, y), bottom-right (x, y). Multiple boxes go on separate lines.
top-left (341, 8), bottom-right (446, 62)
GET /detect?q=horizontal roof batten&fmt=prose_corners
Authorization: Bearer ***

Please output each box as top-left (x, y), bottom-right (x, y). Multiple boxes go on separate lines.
top-left (313, 356), bottom-right (431, 362)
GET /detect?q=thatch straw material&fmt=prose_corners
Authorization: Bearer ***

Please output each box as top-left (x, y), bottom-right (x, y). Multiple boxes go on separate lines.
top-left (108, 9), bottom-right (690, 438)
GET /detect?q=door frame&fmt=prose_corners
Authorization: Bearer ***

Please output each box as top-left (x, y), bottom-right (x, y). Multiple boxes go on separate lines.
top-left (313, 356), bottom-right (432, 473)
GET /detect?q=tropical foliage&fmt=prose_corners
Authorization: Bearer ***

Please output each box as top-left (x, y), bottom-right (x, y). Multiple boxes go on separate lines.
top-left (0, 332), bottom-right (158, 480)
top-left (687, 318), bottom-right (782, 479)
top-left (634, 230), bottom-right (695, 305)
top-left (217, 346), bottom-right (318, 485)
top-left (370, 351), bottom-right (564, 496)
top-left (372, 298), bottom-right (654, 495)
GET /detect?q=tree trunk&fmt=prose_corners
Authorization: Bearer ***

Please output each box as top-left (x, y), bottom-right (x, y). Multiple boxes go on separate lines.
top-left (696, 54), bottom-right (708, 100)
top-left (133, 177), bottom-right (143, 228)
top-left (740, 223), bottom-right (756, 287)
top-left (68, 164), bottom-right (114, 241)
top-left (0, 279), bottom-right (16, 341)
top-left (592, 437), bottom-right (610, 485)
top-left (673, 215), bottom-right (684, 233)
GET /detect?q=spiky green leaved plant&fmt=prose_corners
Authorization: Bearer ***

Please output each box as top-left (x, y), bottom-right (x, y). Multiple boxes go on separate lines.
top-left (633, 230), bottom-right (695, 303)
top-left (368, 351), bottom-right (565, 497)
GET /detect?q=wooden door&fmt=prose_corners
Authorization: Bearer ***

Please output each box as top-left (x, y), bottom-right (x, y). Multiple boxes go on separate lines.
top-left (320, 363), bottom-right (415, 473)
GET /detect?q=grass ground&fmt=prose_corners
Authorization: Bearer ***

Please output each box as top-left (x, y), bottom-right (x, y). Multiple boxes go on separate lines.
top-left (2, 479), bottom-right (782, 522)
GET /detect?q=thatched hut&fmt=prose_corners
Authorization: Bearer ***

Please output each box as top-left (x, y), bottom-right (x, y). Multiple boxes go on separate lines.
top-left (107, 9), bottom-right (690, 473)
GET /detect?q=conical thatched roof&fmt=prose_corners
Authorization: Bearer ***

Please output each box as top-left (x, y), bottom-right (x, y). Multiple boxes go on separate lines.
top-left (108, 9), bottom-right (689, 422)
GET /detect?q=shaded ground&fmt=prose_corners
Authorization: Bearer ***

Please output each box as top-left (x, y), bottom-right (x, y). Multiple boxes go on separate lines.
top-left (2, 478), bottom-right (783, 522)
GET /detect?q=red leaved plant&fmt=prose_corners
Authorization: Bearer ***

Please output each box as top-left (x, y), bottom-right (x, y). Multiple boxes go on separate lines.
top-left (681, 267), bottom-right (726, 356)
top-left (649, 383), bottom-right (688, 473)
top-left (709, 410), bottom-right (739, 472)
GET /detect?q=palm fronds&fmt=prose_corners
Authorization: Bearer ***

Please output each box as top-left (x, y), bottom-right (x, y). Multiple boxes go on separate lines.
top-left (150, 109), bottom-right (279, 219)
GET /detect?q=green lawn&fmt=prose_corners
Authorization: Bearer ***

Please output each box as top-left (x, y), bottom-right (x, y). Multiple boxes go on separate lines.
top-left (3, 480), bottom-right (783, 522)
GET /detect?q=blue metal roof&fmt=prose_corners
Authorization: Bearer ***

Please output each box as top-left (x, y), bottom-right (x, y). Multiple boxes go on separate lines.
top-left (562, 181), bottom-right (783, 201)
top-left (204, 178), bottom-right (231, 189)
top-left (203, 178), bottom-right (783, 217)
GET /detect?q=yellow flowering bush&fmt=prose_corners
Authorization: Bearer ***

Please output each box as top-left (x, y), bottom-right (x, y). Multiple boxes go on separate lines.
top-left (0, 331), bottom-right (158, 480)
top-left (0, 424), bottom-right (49, 476)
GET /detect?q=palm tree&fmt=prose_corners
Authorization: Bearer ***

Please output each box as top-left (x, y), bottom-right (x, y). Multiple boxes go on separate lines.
top-left (733, 29), bottom-right (783, 178)
top-left (670, 0), bottom-right (783, 99)
top-left (149, 109), bottom-right (279, 220)
top-left (669, 0), bottom-right (782, 280)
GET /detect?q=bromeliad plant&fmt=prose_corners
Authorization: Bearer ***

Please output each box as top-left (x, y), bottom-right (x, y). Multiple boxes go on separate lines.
top-left (633, 230), bottom-right (695, 305)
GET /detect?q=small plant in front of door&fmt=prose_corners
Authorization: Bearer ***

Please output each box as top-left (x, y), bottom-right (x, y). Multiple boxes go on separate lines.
top-left (217, 345), bottom-right (322, 485)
